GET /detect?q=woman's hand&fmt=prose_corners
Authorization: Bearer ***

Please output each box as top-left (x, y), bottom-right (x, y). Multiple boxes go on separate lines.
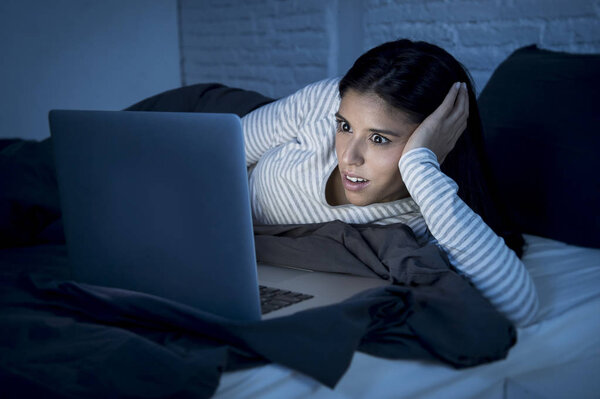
top-left (402, 82), bottom-right (469, 164)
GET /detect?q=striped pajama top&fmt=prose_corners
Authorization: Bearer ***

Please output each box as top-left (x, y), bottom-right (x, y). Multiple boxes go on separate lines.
top-left (241, 77), bottom-right (539, 327)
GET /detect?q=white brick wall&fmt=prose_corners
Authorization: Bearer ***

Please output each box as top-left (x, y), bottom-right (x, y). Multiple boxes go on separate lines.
top-left (179, 0), bottom-right (600, 97)
top-left (179, 0), bottom-right (334, 98)
top-left (362, 0), bottom-right (600, 93)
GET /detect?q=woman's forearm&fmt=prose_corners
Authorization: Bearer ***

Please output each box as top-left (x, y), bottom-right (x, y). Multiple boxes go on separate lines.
top-left (399, 147), bottom-right (539, 327)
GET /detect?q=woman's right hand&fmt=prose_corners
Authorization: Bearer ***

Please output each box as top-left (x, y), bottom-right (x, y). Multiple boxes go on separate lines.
top-left (401, 82), bottom-right (469, 165)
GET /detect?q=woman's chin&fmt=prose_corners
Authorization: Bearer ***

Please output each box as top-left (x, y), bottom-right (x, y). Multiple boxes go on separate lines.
top-left (344, 189), bottom-right (410, 206)
top-left (344, 192), bottom-right (373, 207)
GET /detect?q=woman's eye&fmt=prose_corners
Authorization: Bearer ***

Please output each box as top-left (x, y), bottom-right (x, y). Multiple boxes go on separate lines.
top-left (371, 134), bottom-right (390, 145)
top-left (336, 120), bottom-right (351, 133)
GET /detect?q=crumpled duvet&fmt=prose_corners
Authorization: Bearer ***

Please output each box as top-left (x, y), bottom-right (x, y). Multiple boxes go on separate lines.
top-left (0, 221), bottom-right (516, 399)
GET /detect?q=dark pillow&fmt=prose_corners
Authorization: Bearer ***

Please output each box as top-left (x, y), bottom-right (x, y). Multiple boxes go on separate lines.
top-left (478, 45), bottom-right (600, 248)
top-left (0, 138), bottom-right (62, 247)
top-left (125, 83), bottom-right (274, 115)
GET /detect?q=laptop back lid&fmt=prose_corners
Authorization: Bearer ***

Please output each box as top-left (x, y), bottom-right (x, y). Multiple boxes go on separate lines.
top-left (49, 110), bottom-right (261, 321)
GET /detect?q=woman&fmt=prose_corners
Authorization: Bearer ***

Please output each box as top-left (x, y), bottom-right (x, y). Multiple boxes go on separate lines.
top-left (241, 39), bottom-right (538, 327)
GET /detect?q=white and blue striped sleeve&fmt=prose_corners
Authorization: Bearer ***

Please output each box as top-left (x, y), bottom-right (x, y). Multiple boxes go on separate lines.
top-left (241, 78), bottom-right (340, 166)
top-left (399, 147), bottom-right (539, 327)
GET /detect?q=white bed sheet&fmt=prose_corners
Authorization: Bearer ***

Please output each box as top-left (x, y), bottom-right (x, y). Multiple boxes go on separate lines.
top-left (214, 235), bottom-right (600, 399)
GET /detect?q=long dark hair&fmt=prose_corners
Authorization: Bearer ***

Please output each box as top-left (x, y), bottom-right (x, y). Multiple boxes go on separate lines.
top-left (339, 39), bottom-right (524, 256)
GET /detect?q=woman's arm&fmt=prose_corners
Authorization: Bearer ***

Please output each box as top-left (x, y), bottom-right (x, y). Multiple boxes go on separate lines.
top-left (399, 82), bottom-right (539, 327)
top-left (399, 148), bottom-right (539, 327)
top-left (241, 78), bottom-right (340, 166)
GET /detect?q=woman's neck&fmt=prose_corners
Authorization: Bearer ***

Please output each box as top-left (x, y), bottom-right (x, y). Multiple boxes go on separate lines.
top-left (325, 166), bottom-right (350, 206)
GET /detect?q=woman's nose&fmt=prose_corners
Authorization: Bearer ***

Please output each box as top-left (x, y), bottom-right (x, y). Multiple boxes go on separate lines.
top-left (342, 138), bottom-right (365, 166)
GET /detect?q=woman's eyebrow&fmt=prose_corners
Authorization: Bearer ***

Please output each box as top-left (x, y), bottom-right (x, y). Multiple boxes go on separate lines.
top-left (335, 112), bottom-right (404, 137)
top-left (368, 127), bottom-right (404, 137)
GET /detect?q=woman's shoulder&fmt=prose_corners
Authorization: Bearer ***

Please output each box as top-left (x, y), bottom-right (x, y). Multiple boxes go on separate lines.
top-left (301, 76), bottom-right (341, 93)
top-left (242, 77), bottom-right (341, 128)
top-left (294, 77), bottom-right (341, 122)
top-left (298, 77), bottom-right (341, 102)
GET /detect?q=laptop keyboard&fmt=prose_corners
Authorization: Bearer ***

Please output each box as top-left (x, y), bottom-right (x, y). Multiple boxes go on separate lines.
top-left (259, 285), bottom-right (314, 315)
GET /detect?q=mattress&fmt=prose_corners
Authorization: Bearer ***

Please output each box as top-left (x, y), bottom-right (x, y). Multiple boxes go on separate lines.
top-left (213, 234), bottom-right (600, 398)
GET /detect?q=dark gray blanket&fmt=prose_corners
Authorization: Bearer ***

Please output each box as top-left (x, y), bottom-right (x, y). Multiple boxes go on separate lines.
top-left (0, 221), bottom-right (515, 399)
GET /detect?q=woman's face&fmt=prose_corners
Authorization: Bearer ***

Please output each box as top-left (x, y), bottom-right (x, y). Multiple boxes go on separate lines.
top-left (334, 89), bottom-right (419, 206)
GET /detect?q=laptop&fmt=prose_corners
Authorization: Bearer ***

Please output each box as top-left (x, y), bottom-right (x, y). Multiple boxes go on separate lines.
top-left (49, 110), bottom-right (388, 321)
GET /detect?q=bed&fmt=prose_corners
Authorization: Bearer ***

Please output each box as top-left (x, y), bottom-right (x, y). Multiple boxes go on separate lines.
top-left (1, 45), bottom-right (599, 398)
top-left (215, 234), bottom-right (600, 398)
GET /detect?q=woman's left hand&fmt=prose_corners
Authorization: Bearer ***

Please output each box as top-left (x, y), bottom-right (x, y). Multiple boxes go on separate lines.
top-left (402, 82), bottom-right (469, 164)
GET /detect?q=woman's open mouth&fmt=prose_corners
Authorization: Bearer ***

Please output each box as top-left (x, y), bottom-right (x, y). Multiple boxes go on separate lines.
top-left (342, 173), bottom-right (370, 191)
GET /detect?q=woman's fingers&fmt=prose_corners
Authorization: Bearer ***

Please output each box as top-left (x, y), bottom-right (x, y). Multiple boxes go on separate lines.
top-left (446, 83), bottom-right (469, 136)
top-left (457, 83), bottom-right (469, 115)
top-left (438, 83), bottom-right (469, 161)
top-left (447, 83), bottom-right (468, 122)
top-left (434, 82), bottom-right (462, 118)
top-left (402, 81), bottom-right (470, 163)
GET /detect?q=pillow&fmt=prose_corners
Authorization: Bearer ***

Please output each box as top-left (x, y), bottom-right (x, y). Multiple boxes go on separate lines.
top-left (478, 45), bottom-right (600, 248)
top-left (125, 83), bottom-right (274, 115)
top-left (0, 138), bottom-right (61, 247)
